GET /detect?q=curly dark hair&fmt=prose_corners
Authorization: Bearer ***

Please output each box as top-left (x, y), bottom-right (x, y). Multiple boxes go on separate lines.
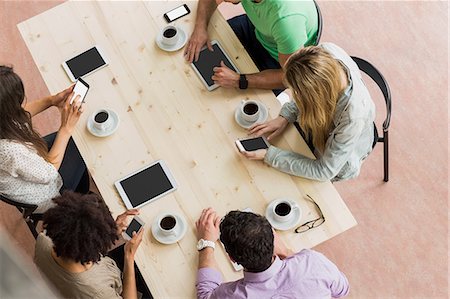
top-left (43, 191), bottom-right (118, 264)
top-left (220, 211), bottom-right (274, 272)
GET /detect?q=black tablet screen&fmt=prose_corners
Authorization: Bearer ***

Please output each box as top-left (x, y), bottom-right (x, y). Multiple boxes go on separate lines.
top-left (241, 137), bottom-right (269, 151)
top-left (66, 47), bottom-right (106, 79)
top-left (120, 163), bottom-right (173, 207)
top-left (193, 43), bottom-right (237, 87)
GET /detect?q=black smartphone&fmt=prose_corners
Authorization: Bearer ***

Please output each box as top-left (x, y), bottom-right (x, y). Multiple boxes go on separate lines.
top-left (164, 4), bottom-right (190, 23)
top-left (235, 136), bottom-right (270, 152)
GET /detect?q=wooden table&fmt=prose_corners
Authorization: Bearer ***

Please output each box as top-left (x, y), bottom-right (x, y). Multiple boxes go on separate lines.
top-left (18, 1), bottom-right (357, 297)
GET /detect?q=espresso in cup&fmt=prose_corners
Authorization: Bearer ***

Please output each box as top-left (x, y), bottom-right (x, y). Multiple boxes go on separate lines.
top-left (240, 100), bottom-right (260, 122)
top-left (92, 109), bottom-right (112, 131)
top-left (159, 215), bottom-right (177, 235)
top-left (273, 200), bottom-right (297, 223)
top-left (161, 25), bottom-right (179, 47)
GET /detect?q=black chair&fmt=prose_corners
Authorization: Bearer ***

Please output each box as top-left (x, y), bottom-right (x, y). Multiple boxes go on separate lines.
top-left (313, 0), bottom-right (323, 46)
top-left (351, 56), bottom-right (392, 182)
top-left (0, 194), bottom-right (42, 238)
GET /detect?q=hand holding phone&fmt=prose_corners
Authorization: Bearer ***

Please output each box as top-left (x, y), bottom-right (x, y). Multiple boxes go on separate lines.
top-left (69, 78), bottom-right (89, 105)
top-left (235, 136), bottom-right (270, 152)
top-left (123, 216), bottom-right (145, 241)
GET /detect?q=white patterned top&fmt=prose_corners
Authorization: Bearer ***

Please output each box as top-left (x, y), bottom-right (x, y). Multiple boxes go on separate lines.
top-left (0, 139), bottom-right (62, 213)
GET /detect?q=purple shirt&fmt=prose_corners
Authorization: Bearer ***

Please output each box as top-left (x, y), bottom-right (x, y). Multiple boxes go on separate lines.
top-left (197, 249), bottom-right (349, 299)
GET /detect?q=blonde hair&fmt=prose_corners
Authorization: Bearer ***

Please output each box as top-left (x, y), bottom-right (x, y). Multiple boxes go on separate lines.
top-left (284, 46), bottom-right (345, 152)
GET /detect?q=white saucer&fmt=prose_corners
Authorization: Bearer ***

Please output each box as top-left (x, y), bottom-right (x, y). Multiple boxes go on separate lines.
top-left (151, 213), bottom-right (188, 245)
top-left (156, 27), bottom-right (187, 52)
top-left (265, 199), bottom-right (302, 231)
top-left (234, 102), bottom-right (269, 129)
top-left (86, 109), bottom-right (120, 137)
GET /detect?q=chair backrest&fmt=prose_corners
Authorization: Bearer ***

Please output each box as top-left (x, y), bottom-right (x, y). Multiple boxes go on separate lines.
top-left (313, 0), bottom-right (323, 46)
top-left (350, 56), bottom-right (392, 132)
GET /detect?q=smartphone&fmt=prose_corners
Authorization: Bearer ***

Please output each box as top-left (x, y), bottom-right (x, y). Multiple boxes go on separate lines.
top-left (122, 216), bottom-right (145, 241)
top-left (164, 4), bottom-right (190, 23)
top-left (235, 136), bottom-right (270, 152)
top-left (62, 46), bottom-right (109, 82)
top-left (69, 78), bottom-right (89, 105)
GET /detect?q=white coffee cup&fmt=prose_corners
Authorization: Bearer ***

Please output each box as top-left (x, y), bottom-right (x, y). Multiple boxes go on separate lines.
top-left (161, 25), bottom-right (179, 47)
top-left (272, 200), bottom-right (299, 223)
top-left (92, 109), bottom-right (112, 131)
top-left (158, 214), bottom-right (178, 236)
top-left (240, 100), bottom-right (260, 123)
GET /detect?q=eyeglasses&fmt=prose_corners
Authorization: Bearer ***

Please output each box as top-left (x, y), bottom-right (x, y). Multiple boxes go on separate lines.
top-left (295, 195), bottom-right (325, 234)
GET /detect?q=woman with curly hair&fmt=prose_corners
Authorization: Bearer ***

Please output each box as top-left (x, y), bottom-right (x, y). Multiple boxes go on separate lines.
top-left (241, 43), bottom-right (376, 181)
top-left (0, 65), bottom-right (89, 212)
top-left (35, 191), bottom-right (151, 299)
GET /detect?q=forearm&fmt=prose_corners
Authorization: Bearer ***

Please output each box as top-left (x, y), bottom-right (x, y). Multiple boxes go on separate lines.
top-left (195, 0), bottom-right (217, 30)
top-left (121, 257), bottom-right (138, 299)
top-left (198, 248), bottom-right (218, 270)
top-left (23, 96), bottom-right (53, 117)
top-left (47, 128), bottom-right (71, 170)
top-left (246, 69), bottom-right (285, 90)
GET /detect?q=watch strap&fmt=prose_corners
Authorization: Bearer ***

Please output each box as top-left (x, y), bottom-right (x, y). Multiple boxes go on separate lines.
top-left (239, 74), bottom-right (248, 90)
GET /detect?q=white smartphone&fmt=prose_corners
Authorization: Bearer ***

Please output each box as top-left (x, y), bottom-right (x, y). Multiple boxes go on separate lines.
top-left (122, 216), bottom-right (145, 241)
top-left (235, 136), bottom-right (270, 152)
top-left (164, 4), bottom-right (190, 23)
top-left (69, 78), bottom-right (89, 105)
top-left (62, 46), bottom-right (109, 82)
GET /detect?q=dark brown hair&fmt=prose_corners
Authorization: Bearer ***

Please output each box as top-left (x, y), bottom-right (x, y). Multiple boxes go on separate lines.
top-left (220, 211), bottom-right (274, 272)
top-left (43, 191), bottom-right (119, 264)
top-left (0, 65), bottom-right (49, 160)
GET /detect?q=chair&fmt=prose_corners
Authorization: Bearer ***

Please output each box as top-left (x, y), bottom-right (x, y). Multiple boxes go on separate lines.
top-left (0, 194), bottom-right (42, 238)
top-left (313, 0), bottom-right (323, 46)
top-left (351, 56), bottom-right (392, 182)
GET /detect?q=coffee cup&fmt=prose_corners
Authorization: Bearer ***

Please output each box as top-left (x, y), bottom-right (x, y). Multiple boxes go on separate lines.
top-left (272, 200), bottom-right (298, 223)
top-left (161, 25), bottom-right (179, 47)
top-left (240, 100), bottom-right (260, 123)
top-left (158, 214), bottom-right (177, 236)
top-left (92, 109), bottom-right (112, 131)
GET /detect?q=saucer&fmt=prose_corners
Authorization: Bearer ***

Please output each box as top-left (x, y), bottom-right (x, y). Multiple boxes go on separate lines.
top-left (151, 213), bottom-right (188, 245)
top-left (156, 27), bottom-right (187, 52)
top-left (86, 109), bottom-right (120, 137)
top-left (234, 102), bottom-right (269, 129)
top-left (265, 199), bottom-right (302, 231)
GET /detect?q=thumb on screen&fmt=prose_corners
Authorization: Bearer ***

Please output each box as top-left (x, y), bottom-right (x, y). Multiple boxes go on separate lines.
top-left (220, 61), bottom-right (226, 67)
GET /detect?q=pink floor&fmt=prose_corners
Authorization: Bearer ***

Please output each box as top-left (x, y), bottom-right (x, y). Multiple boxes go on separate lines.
top-left (0, 1), bottom-right (448, 298)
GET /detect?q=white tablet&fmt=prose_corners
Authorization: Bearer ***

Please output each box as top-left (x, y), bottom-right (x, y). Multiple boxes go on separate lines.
top-left (62, 46), bottom-right (109, 82)
top-left (115, 160), bottom-right (177, 209)
top-left (191, 40), bottom-right (239, 91)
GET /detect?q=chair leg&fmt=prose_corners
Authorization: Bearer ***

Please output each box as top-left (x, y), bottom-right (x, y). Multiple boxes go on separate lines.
top-left (383, 131), bottom-right (389, 182)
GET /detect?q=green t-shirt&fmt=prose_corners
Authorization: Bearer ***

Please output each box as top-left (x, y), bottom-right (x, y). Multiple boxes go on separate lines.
top-left (241, 0), bottom-right (318, 61)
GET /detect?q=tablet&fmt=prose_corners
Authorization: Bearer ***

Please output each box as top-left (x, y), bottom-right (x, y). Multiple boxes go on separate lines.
top-left (115, 160), bottom-right (177, 209)
top-left (191, 40), bottom-right (239, 91)
top-left (62, 46), bottom-right (109, 82)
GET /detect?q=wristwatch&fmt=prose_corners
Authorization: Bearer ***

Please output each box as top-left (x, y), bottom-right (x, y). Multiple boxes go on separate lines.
top-left (197, 239), bottom-right (216, 251)
top-left (239, 74), bottom-right (248, 90)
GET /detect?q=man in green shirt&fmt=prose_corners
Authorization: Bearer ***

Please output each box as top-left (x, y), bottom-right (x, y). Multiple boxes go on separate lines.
top-left (184, 0), bottom-right (318, 94)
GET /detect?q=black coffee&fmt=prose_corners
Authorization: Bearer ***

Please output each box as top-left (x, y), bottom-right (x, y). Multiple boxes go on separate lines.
top-left (160, 216), bottom-right (176, 230)
top-left (243, 103), bottom-right (259, 115)
top-left (275, 202), bottom-right (291, 216)
top-left (94, 111), bottom-right (109, 123)
top-left (163, 28), bottom-right (177, 38)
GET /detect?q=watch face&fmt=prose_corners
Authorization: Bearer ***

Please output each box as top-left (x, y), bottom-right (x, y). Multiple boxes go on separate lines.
top-left (197, 239), bottom-right (204, 250)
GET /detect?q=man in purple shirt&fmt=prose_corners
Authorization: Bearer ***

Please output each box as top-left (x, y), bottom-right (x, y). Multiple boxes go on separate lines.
top-left (195, 208), bottom-right (349, 299)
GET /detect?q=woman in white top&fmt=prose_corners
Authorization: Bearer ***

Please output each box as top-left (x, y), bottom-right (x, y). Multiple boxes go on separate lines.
top-left (0, 65), bottom-right (87, 212)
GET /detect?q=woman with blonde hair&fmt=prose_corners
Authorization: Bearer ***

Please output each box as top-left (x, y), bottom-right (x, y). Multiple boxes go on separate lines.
top-left (241, 43), bottom-right (376, 181)
top-left (0, 65), bottom-right (89, 212)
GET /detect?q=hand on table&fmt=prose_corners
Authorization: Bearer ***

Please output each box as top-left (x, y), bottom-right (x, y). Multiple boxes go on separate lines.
top-left (249, 116), bottom-right (289, 141)
top-left (115, 209), bottom-right (140, 236)
top-left (51, 85), bottom-right (74, 109)
top-left (212, 61), bottom-right (239, 88)
top-left (195, 208), bottom-right (221, 242)
top-left (239, 149), bottom-right (267, 161)
top-left (59, 92), bottom-right (84, 135)
top-left (273, 231), bottom-right (294, 260)
top-left (184, 26), bottom-right (212, 63)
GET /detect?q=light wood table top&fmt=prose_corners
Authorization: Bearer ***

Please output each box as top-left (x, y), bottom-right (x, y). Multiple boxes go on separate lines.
top-left (19, 1), bottom-right (356, 297)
